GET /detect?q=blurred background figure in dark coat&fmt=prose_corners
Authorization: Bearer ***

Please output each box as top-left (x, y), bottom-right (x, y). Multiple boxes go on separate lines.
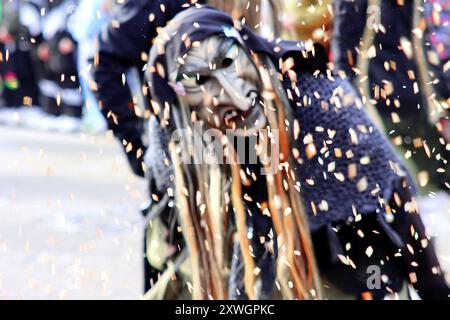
top-left (331, 0), bottom-right (449, 198)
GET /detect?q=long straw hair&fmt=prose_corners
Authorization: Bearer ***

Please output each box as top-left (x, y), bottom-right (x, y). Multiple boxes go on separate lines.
top-left (253, 53), bottom-right (322, 299)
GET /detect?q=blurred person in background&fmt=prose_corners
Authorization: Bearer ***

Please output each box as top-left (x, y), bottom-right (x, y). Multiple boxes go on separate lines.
top-left (0, 0), bottom-right (22, 124)
top-left (19, 0), bottom-right (82, 132)
top-left (69, 0), bottom-right (114, 134)
top-left (0, 0), bottom-right (39, 125)
top-left (208, 0), bottom-right (262, 31)
top-left (280, 0), bottom-right (332, 50)
top-left (208, 0), bottom-right (283, 37)
top-left (331, 0), bottom-right (449, 205)
top-left (411, 0), bottom-right (450, 225)
top-left (414, 0), bottom-right (449, 143)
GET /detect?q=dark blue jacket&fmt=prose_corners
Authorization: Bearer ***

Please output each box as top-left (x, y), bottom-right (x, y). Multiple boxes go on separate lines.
top-left (332, 0), bottom-right (423, 116)
top-left (93, 0), bottom-right (196, 176)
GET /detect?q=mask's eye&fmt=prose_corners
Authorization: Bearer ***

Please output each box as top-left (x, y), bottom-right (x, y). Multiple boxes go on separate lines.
top-left (221, 44), bottom-right (238, 68)
top-left (179, 72), bottom-right (210, 88)
top-left (179, 73), bottom-right (197, 87)
top-left (196, 74), bottom-right (210, 85)
top-left (221, 58), bottom-right (233, 68)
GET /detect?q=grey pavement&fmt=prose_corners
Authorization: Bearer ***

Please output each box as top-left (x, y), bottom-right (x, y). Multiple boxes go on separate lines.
top-left (0, 126), bottom-right (146, 299)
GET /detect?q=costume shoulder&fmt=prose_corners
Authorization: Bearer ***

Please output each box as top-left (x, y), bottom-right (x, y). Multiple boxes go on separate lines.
top-left (240, 26), bottom-right (328, 74)
top-left (277, 40), bottom-right (328, 74)
top-left (98, 0), bottom-right (190, 64)
top-left (98, 0), bottom-right (152, 61)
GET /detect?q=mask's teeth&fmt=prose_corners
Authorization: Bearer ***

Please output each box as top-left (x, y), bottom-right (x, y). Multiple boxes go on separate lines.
top-left (248, 91), bottom-right (258, 106)
top-left (248, 91), bottom-right (258, 99)
top-left (224, 110), bottom-right (239, 124)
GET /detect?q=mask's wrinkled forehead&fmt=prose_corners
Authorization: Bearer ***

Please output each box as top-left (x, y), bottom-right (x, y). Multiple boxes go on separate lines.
top-left (179, 36), bottom-right (237, 76)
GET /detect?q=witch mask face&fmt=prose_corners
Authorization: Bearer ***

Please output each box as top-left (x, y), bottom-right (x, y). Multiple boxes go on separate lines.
top-left (177, 36), bottom-right (267, 136)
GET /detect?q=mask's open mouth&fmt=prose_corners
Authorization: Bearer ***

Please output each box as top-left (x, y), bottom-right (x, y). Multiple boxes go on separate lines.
top-left (222, 90), bottom-right (262, 130)
top-left (223, 108), bottom-right (254, 128)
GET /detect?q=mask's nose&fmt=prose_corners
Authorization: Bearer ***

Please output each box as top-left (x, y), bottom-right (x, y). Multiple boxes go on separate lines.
top-left (213, 70), bottom-right (251, 111)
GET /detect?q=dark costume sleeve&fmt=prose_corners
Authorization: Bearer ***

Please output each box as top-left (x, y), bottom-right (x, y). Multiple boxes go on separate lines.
top-left (93, 0), bottom-right (192, 176)
top-left (331, 0), bottom-right (367, 81)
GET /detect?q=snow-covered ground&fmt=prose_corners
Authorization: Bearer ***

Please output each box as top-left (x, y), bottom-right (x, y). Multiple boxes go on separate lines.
top-left (0, 126), bottom-right (146, 299)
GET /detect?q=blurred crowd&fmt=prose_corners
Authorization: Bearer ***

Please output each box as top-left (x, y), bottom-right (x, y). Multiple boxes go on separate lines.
top-left (0, 0), bottom-right (114, 133)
